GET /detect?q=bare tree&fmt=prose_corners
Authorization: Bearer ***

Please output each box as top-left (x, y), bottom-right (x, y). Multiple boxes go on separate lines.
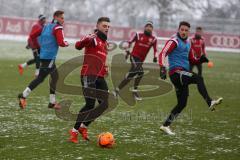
top-left (202, 0), bottom-right (240, 19)
top-left (148, 0), bottom-right (206, 28)
top-left (105, 0), bottom-right (151, 27)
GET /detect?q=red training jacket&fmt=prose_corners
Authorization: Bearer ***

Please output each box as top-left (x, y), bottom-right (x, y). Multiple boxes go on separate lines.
top-left (128, 32), bottom-right (157, 62)
top-left (190, 35), bottom-right (207, 58)
top-left (29, 22), bottom-right (68, 48)
top-left (75, 33), bottom-right (108, 77)
top-left (27, 21), bottom-right (44, 49)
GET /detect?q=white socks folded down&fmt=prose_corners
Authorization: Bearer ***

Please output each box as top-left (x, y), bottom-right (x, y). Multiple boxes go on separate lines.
top-left (20, 63), bottom-right (39, 76)
top-left (22, 87), bottom-right (31, 98)
top-left (22, 88), bottom-right (56, 105)
top-left (72, 124), bottom-right (87, 133)
top-left (35, 69), bottom-right (39, 76)
top-left (20, 63), bottom-right (27, 68)
top-left (72, 128), bottom-right (78, 133)
top-left (49, 94), bottom-right (56, 104)
top-left (80, 123), bottom-right (87, 128)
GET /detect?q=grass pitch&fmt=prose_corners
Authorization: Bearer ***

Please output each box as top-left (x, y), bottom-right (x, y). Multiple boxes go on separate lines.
top-left (0, 40), bottom-right (240, 160)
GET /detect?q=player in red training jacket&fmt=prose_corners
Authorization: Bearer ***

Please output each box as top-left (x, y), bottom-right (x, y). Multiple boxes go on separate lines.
top-left (69, 17), bottom-right (110, 143)
top-left (18, 15), bottom-right (46, 77)
top-left (113, 21), bottom-right (158, 101)
top-left (190, 27), bottom-right (207, 76)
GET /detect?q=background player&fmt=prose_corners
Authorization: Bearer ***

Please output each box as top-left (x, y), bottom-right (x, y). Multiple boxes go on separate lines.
top-left (69, 17), bottom-right (110, 143)
top-left (158, 21), bottom-right (223, 135)
top-left (113, 21), bottom-right (158, 101)
top-left (18, 15), bottom-right (46, 77)
top-left (190, 26), bottom-right (207, 76)
top-left (18, 10), bottom-right (69, 109)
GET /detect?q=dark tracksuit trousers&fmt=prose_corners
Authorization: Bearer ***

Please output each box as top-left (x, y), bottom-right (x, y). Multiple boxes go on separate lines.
top-left (74, 75), bottom-right (109, 129)
top-left (118, 55), bottom-right (144, 90)
top-left (190, 63), bottom-right (203, 76)
top-left (163, 70), bottom-right (212, 126)
top-left (28, 59), bottom-right (58, 95)
top-left (27, 48), bottom-right (40, 69)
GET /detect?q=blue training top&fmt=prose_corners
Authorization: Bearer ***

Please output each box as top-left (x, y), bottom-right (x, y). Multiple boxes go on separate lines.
top-left (168, 34), bottom-right (191, 71)
top-left (39, 23), bottom-right (59, 60)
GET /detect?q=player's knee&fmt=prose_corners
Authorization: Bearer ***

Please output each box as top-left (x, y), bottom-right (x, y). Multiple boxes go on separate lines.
top-left (126, 72), bottom-right (136, 79)
top-left (37, 76), bottom-right (45, 83)
top-left (138, 71), bottom-right (144, 76)
top-left (193, 74), bottom-right (203, 82)
top-left (85, 101), bottom-right (95, 108)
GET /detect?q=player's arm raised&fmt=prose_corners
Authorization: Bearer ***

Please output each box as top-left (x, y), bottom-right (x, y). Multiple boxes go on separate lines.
top-left (125, 33), bottom-right (138, 59)
top-left (75, 34), bottom-right (96, 50)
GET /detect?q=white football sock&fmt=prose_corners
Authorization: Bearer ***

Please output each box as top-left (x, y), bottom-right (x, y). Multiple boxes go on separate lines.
top-left (132, 89), bottom-right (138, 92)
top-left (49, 94), bottom-right (56, 104)
top-left (22, 87), bottom-right (31, 98)
top-left (72, 128), bottom-right (78, 133)
top-left (21, 63), bottom-right (27, 68)
top-left (80, 123), bottom-right (87, 128)
top-left (35, 69), bottom-right (39, 76)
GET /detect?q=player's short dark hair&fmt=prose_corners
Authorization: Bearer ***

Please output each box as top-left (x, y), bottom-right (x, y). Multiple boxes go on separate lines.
top-left (178, 21), bottom-right (191, 29)
top-left (97, 17), bottom-right (110, 24)
top-left (196, 26), bottom-right (202, 30)
top-left (53, 10), bottom-right (64, 17)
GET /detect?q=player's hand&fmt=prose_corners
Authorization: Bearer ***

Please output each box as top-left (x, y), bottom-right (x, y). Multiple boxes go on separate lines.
top-left (64, 41), bottom-right (69, 47)
top-left (125, 50), bottom-right (130, 60)
top-left (160, 66), bottom-right (167, 80)
top-left (200, 55), bottom-right (209, 63)
top-left (153, 57), bottom-right (157, 63)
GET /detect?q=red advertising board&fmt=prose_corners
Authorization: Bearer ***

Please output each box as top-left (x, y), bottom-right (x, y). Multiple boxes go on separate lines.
top-left (0, 16), bottom-right (240, 49)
